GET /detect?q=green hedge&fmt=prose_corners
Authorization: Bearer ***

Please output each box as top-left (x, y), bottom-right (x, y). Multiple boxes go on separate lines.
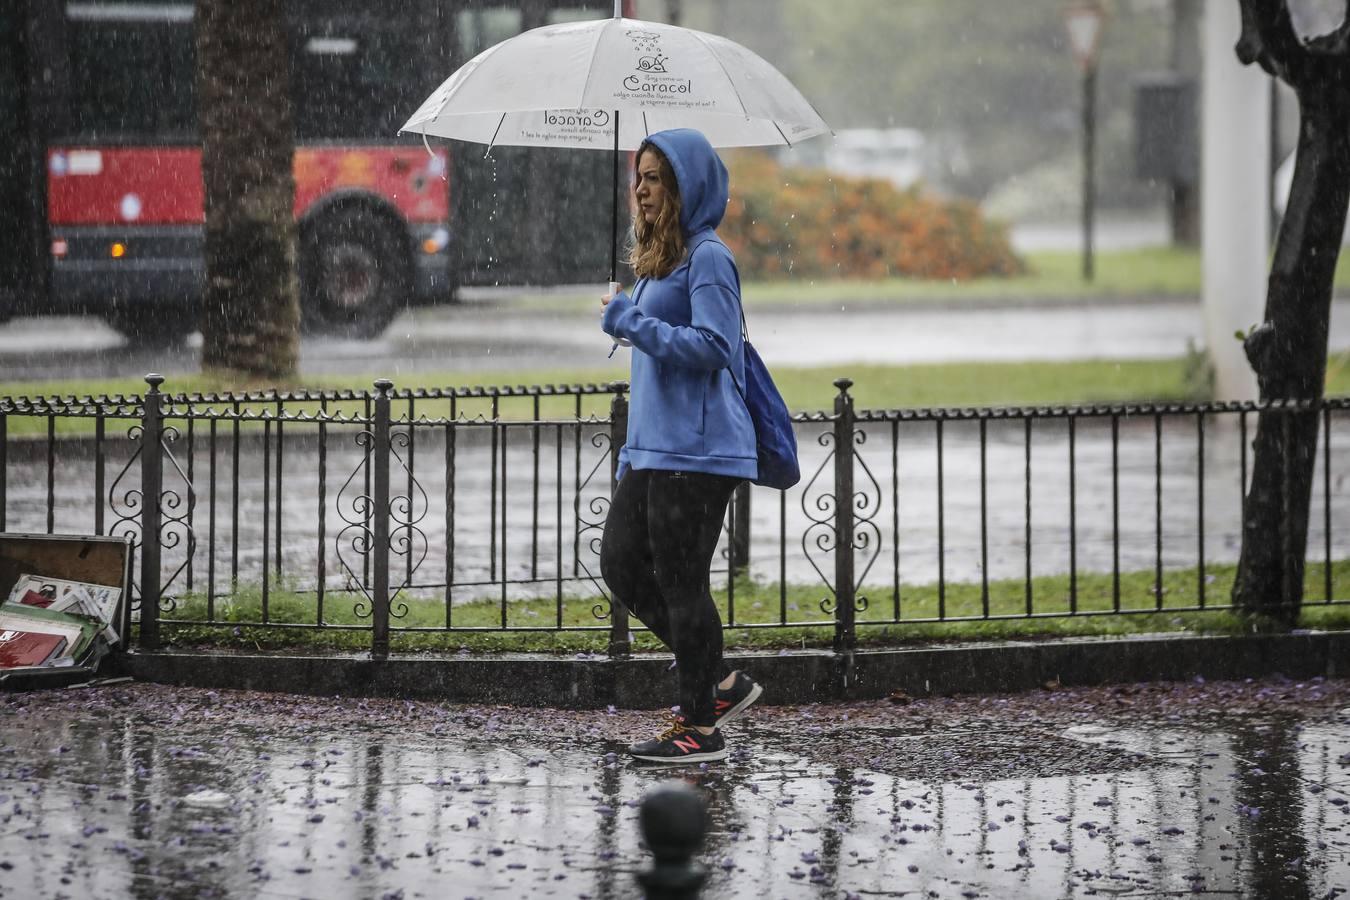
top-left (720, 152), bottom-right (1025, 281)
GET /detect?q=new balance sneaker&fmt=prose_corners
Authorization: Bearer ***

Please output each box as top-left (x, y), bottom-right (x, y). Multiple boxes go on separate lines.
top-left (628, 717), bottom-right (728, 764)
top-left (713, 671), bottom-right (763, 727)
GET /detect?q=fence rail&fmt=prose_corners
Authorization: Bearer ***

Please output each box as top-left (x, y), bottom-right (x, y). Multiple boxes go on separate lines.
top-left (3, 374), bottom-right (1347, 663)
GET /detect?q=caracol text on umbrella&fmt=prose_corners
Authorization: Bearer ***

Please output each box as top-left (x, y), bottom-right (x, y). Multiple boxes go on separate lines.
top-left (399, 0), bottom-right (829, 280)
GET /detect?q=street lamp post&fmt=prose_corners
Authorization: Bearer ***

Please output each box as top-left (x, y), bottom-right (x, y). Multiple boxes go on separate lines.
top-left (1063, 1), bottom-right (1106, 282)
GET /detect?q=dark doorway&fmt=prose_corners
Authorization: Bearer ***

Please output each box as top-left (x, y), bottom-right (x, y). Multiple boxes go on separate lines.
top-left (447, 1), bottom-right (617, 287)
top-left (0, 0), bottom-right (48, 316)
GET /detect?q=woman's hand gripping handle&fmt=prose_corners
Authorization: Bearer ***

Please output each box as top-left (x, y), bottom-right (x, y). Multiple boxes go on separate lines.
top-left (603, 281), bottom-right (632, 357)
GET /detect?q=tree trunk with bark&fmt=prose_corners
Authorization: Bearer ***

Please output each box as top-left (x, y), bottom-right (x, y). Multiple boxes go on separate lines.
top-left (1233, 1), bottom-right (1350, 624)
top-left (195, 0), bottom-right (300, 379)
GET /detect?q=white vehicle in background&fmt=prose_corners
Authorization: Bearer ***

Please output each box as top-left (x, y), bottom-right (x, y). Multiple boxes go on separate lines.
top-left (823, 127), bottom-right (927, 190)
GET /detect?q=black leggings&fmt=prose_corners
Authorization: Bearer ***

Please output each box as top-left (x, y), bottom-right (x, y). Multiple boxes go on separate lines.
top-left (599, 468), bottom-right (740, 727)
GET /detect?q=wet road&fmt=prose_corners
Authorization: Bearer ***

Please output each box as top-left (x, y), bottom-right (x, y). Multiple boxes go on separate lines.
top-left (6, 295), bottom-right (1350, 380)
top-left (2, 676), bottom-right (1348, 899)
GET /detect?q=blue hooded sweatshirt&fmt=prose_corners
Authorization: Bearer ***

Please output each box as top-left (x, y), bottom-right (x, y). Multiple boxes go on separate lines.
top-left (601, 128), bottom-right (757, 482)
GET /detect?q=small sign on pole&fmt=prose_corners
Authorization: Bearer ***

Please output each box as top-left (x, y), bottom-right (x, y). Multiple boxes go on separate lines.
top-left (1063, 1), bottom-right (1106, 72)
top-left (1063, 1), bottom-right (1107, 282)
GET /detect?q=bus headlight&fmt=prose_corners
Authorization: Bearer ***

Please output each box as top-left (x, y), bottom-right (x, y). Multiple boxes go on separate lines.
top-left (422, 228), bottom-right (449, 254)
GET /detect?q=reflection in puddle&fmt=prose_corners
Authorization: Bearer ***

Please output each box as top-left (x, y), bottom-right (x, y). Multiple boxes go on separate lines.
top-left (0, 689), bottom-right (1347, 898)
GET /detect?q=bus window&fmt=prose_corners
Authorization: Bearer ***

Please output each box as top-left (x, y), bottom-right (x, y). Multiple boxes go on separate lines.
top-left (65, 3), bottom-right (196, 142)
top-left (547, 9), bottom-right (598, 25)
top-left (454, 7), bottom-right (523, 58)
top-left (0, 2), bottom-right (43, 305)
top-left (292, 22), bottom-right (423, 140)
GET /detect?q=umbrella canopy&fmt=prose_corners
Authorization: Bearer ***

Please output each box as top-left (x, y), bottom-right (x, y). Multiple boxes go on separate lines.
top-left (400, 12), bottom-right (828, 151)
top-left (400, 4), bottom-right (828, 285)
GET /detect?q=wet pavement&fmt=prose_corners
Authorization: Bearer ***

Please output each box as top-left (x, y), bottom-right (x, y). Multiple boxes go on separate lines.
top-left (2, 675), bottom-right (1348, 899)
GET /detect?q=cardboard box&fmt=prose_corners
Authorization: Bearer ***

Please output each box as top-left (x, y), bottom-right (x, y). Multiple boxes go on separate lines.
top-left (0, 532), bottom-right (133, 690)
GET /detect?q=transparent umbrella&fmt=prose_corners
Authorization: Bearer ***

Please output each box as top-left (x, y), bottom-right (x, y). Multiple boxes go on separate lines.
top-left (400, 0), bottom-right (829, 285)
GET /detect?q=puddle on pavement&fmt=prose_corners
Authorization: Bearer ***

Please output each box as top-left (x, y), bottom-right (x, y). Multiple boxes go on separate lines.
top-left (1, 692), bottom-right (1348, 899)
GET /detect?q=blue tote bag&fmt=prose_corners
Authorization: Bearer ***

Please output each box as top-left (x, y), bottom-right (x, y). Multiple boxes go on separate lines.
top-left (686, 235), bottom-right (799, 489)
top-left (732, 338), bottom-right (800, 490)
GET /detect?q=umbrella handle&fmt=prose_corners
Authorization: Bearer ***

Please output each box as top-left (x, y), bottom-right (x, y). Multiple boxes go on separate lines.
top-left (607, 282), bottom-right (631, 352)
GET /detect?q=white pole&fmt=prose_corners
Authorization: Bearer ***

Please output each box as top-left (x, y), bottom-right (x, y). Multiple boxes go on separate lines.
top-left (1201, 0), bottom-right (1270, 401)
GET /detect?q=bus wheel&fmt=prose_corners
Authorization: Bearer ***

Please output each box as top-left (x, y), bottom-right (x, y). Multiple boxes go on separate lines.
top-left (105, 304), bottom-right (196, 347)
top-left (301, 209), bottom-right (407, 337)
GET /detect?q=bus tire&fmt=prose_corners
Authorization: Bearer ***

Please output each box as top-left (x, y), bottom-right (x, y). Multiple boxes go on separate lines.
top-left (105, 303), bottom-right (195, 347)
top-left (300, 208), bottom-right (407, 338)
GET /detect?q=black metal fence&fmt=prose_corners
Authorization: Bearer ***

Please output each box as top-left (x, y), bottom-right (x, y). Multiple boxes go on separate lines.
top-left (2, 374), bottom-right (1348, 659)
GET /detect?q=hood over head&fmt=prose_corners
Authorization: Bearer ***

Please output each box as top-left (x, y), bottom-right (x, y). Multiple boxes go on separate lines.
top-left (641, 128), bottom-right (728, 236)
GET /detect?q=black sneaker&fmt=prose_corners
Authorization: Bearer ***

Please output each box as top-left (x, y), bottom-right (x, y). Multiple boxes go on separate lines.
top-left (628, 717), bottom-right (728, 764)
top-left (713, 671), bottom-right (763, 727)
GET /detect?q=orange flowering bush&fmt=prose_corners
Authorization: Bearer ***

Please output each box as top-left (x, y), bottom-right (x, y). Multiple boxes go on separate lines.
top-left (720, 152), bottom-right (1024, 281)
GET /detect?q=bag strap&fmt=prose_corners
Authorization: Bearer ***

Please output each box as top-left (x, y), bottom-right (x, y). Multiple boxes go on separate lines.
top-left (687, 236), bottom-right (751, 401)
top-left (688, 234), bottom-right (749, 342)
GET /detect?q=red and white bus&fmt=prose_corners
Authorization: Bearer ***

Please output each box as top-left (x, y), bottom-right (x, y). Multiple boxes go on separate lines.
top-left (3, 0), bottom-right (626, 343)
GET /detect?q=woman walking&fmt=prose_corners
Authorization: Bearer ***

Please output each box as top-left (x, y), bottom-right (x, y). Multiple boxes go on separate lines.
top-left (600, 128), bottom-right (763, 764)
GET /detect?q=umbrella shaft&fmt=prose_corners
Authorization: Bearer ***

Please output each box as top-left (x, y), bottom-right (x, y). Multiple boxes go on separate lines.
top-left (611, 109), bottom-right (619, 284)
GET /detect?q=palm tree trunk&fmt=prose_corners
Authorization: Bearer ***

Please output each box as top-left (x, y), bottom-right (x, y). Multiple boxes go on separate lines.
top-left (195, 0), bottom-right (300, 379)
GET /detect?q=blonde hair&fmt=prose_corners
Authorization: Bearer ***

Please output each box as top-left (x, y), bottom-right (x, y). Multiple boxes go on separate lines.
top-left (628, 143), bottom-right (685, 280)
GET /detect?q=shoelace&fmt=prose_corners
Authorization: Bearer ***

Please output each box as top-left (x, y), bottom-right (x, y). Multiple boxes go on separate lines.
top-left (655, 715), bottom-right (694, 743)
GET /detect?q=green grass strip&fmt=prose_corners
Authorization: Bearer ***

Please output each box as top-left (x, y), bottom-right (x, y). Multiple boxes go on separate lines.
top-left (157, 559), bottom-right (1350, 655)
top-left (508, 246), bottom-right (1350, 312)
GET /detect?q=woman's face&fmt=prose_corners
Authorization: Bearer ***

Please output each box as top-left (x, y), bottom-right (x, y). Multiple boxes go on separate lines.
top-left (635, 149), bottom-right (668, 225)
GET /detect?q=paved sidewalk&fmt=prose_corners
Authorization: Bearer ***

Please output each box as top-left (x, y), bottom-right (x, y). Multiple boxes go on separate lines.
top-left (2, 677), bottom-right (1348, 899)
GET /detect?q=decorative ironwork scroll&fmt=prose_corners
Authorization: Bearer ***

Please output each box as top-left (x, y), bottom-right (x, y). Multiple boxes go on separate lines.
top-left (335, 428), bottom-right (430, 621)
top-left (802, 427), bottom-right (880, 616)
top-left (335, 430), bottom-right (377, 618)
top-left (849, 428), bottom-right (882, 614)
top-left (108, 422), bottom-right (196, 616)
top-left (573, 428), bottom-right (616, 620)
top-left (155, 424), bottom-right (197, 611)
top-left (801, 429), bottom-right (839, 614)
top-left (386, 431), bottom-right (428, 619)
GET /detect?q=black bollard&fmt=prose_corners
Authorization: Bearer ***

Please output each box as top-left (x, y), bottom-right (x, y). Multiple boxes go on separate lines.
top-left (637, 781), bottom-right (708, 900)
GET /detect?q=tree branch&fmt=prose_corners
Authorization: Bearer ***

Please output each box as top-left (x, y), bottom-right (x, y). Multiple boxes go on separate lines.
top-left (1236, 0), bottom-right (1305, 83)
top-left (1242, 320), bottom-right (1278, 386)
top-left (1304, 14), bottom-right (1350, 57)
